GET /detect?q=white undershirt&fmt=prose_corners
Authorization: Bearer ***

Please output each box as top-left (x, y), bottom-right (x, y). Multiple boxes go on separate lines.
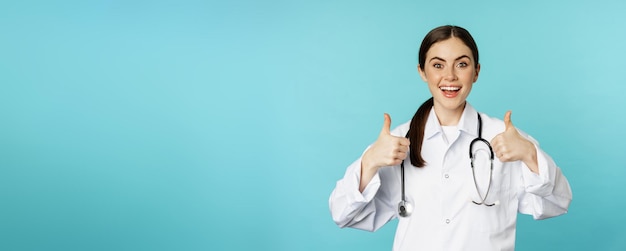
top-left (441, 125), bottom-right (459, 146)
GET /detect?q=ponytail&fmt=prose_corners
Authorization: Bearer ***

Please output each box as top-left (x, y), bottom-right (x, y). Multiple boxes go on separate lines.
top-left (407, 97), bottom-right (434, 167)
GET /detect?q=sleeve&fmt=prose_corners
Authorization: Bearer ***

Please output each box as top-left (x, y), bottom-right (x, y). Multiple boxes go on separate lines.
top-left (328, 156), bottom-right (399, 232)
top-left (517, 136), bottom-right (573, 220)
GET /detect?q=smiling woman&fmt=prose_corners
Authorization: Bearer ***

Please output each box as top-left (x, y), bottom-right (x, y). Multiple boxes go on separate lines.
top-left (3, 1), bottom-right (626, 250)
top-left (329, 25), bottom-right (572, 251)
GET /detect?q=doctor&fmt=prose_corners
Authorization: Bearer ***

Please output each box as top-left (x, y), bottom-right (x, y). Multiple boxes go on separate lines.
top-left (329, 25), bottom-right (572, 251)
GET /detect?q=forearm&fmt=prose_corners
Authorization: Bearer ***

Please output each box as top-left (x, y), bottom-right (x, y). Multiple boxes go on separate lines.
top-left (518, 146), bottom-right (572, 219)
top-left (330, 158), bottom-right (390, 231)
top-left (522, 140), bottom-right (539, 174)
top-left (359, 159), bottom-right (379, 193)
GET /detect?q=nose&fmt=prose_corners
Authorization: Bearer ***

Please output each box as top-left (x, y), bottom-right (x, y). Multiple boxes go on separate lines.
top-left (444, 66), bottom-right (458, 81)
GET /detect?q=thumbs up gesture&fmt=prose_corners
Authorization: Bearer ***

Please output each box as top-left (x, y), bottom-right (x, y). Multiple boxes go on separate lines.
top-left (362, 113), bottom-right (411, 172)
top-left (490, 111), bottom-right (539, 173)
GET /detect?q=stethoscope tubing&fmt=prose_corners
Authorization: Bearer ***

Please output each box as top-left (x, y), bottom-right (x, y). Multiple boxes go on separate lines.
top-left (398, 112), bottom-right (496, 217)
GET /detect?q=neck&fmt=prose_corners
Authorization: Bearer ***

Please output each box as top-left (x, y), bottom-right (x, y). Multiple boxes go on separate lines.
top-left (433, 102), bottom-right (466, 126)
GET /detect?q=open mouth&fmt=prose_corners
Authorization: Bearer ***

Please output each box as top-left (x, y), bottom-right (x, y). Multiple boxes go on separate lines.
top-left (440, 86), bottom-right (461, 98)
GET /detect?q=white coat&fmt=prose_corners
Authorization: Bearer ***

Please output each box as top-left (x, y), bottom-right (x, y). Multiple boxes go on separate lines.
top-left (329, 103), bottom-right (572, 251)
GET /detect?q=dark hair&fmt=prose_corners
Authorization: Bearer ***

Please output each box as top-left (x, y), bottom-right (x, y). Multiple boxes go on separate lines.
top-left (418, 25), bottom-right (479, 71)
top-left (408, 25), bottom-right (479, 167)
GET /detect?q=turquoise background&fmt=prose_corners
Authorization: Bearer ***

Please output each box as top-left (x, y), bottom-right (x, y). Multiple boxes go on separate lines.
top-left (1, 0), bottom-right (625, 250)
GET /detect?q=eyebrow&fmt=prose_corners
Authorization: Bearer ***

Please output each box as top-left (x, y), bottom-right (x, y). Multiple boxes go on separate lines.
top-left (429, 55), bottom-right (471, 62)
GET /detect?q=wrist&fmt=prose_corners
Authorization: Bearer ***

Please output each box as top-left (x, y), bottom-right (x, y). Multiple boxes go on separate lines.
top-left (359, 156), bottom-right (379, 193)
top-left (523, 141), bottom-right (539, 173)
top-left (361, 155), bottom-right (378, 173)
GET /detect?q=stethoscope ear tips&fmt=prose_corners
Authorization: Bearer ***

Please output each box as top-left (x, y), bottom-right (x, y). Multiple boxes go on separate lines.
top-left (398, 200), bottom-right (413, 217)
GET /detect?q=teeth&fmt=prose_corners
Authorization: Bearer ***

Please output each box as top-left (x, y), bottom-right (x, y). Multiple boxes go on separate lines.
top-left (440, 86), bottom-right (460, 91)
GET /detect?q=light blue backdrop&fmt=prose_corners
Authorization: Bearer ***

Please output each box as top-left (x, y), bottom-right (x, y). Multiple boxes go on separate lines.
top-left (1, 0), bottom-right (625, 250)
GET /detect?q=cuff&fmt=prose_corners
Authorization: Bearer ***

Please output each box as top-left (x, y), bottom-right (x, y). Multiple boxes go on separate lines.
top-left (521, 144), bottom-right (554, 197)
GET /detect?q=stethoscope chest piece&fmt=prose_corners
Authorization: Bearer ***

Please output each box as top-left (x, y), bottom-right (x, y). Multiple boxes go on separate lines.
top-left (398, 200), bottom-right (413, 217)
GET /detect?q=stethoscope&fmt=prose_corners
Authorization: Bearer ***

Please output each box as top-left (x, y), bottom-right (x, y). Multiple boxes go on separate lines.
top-left (398, 112), bottom-right (495, 218)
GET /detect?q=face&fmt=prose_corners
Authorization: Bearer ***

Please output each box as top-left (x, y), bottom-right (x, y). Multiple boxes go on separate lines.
top-left (418, 37), bottom-right (480, 114)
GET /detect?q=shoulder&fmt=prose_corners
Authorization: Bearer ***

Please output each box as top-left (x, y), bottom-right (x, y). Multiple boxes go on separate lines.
top-left (479, 111), bottom-right (537, 143)
top-left (479, 112), bottom-right (505, 130)
top-left (477, 112), bottom-right (506, 140)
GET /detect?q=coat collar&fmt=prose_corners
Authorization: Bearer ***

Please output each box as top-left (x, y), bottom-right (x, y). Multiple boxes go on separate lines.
top-left (425, 102), bottom-right (480, 140)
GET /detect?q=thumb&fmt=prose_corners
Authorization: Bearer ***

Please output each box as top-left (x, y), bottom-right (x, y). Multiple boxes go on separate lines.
top-left (504, 110), bottom-right (513, 130)
top-left (380, 113), bottom-right (391, 136)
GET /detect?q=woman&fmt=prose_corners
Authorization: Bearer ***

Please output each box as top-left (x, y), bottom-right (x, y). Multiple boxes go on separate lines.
top-left (329, 25), bottom-right (572, 251)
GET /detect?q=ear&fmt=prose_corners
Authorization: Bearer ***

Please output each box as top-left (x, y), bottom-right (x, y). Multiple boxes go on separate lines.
top-left (417, 64), bottom-right (428, 82)
top-left (473, 63), bottom-right (481, 83)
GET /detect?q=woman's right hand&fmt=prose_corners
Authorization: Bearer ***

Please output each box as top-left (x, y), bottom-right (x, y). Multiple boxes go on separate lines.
top-left (360, 114), bottom-right (410, 192)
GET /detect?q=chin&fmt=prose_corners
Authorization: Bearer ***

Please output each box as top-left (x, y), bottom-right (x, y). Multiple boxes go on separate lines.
top-left (435, 98), bottom-right (467, 111)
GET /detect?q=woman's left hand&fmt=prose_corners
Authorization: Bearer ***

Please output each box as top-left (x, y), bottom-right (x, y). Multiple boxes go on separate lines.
top-left (490, 111), bottom-right (539, 173)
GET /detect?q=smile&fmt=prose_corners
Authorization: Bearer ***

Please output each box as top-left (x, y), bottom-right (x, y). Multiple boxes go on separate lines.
top-left (440, 86), bottom-right (461, 91)
top-left (439, 86), bottom-right (461, 98)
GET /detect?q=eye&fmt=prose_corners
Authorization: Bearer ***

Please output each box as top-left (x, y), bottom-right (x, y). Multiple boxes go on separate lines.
top-left (457, 62), bottom-right (468, 68)
top-left (433, 63), bottom-right (443, 69)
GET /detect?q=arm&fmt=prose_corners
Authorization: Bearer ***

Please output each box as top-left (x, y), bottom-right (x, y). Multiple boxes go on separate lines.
top-left (359, 113), bottom-right (410, 192)
top-left (329, 157), bottom-right (398, 231)
top-left (517, 143), bottom-right (572, 219)
top-left (490, 111), bottom-right (572, 219)
top-left (329, 114), bottom-right (408, 231)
